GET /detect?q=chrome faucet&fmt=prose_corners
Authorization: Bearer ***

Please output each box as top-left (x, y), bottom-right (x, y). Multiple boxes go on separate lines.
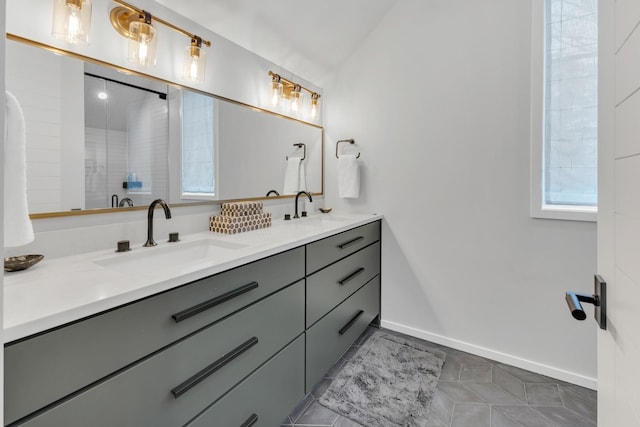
top-left (294, 191), bottom-right (312, 219)
top-left (144, 199), bottom-right (172, 247)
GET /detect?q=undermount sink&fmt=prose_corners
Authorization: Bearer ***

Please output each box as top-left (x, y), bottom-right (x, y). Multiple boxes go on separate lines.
top-left (94, 239), bottom-right (247, 274)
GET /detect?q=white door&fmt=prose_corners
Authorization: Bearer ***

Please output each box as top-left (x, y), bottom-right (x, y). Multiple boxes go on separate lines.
top-left (598, 1), bottom-right (640, 425)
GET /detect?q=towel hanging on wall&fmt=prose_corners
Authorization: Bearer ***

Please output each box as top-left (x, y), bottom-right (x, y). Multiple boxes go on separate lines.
top-left (4, 91), bottom-right (34, 247)
top-left (283, 156), bottom-right (307, 195)
top-left (339, 154), bottom-right (360, 199)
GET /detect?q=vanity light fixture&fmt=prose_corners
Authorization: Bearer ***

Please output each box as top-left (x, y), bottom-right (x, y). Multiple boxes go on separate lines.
top-left (52, 0), bottom-right (92, 45)
top-left (110, 0), bottom-right (211, 78)
top-left (310, 93), bottom-right (320, 120)
top-left (271, 74), bottom-right (284, 107)
top-left (183, 36), bottom-right (206, 84)
top-left (290, 85), bottom-right (303, 115)
top-left (268, 71), bottom-right (321, 119)
top-left (128, 11), bottom-right (157, 67)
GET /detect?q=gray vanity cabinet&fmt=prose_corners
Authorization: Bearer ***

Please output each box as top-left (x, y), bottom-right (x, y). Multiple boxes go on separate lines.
top-left (306, 277), bottom-right (380, 391)
top-left (13, 282), bottom-right (304, 427)
top-left (5, 248), bottom-right (305, 426)
top-left (4, 219), bottom-right (382, 426)
top-left (306, 241), bottom-right (380, 327)
top-left (186, 335), bottom-right (305, 427)
top-left (306, 221), bottom-right (380, 274)
top-left (304, 221), bottom-right (382, 392)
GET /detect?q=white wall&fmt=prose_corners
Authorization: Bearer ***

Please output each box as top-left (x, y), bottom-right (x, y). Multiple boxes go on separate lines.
top-left (324, 0), bottom-right (597, 387)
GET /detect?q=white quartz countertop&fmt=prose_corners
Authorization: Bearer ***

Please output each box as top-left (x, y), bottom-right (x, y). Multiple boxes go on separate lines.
top-left (4, 213), bottom-right (382, 342)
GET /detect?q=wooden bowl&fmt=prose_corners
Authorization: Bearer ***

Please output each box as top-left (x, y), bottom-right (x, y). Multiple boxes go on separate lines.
top-left (4, 255), bottom-right (44, 272)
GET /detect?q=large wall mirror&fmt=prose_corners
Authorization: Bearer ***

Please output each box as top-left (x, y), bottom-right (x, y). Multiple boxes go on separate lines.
top-left (5, 37), bottom-right (323, 217)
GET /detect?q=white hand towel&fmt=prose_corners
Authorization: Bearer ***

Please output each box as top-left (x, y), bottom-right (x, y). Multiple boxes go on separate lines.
top-left (4, 91), bottom-right (34, 247)
top-left (283, 157), bottom-right (301, 195)
top-left (298, 160), bottom-right (307, 193)
top-left (338, 154), bottom-right (360, 199)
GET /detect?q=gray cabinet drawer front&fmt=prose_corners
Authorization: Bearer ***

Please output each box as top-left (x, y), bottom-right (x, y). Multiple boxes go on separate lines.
top-left (11, 281), bottom-right (304, 427)
top-left (307, 242), bottom-right (380, 327)
top-left (186, 335), bottom-right (305, 427)
top-left (306, 221), bottom-right (380, 274)
top-left (5, 247), bottom-right (304, 425)
top-left (305, 276), bottom-right (380, 392)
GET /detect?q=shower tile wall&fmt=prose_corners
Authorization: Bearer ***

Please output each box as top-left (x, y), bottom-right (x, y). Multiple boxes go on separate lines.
top-left (85, 128), bottom-right (126, 209)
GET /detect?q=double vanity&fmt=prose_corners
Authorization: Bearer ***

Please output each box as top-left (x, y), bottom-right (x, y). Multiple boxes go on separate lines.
top-left (4, 213), bottom-right (382, 426)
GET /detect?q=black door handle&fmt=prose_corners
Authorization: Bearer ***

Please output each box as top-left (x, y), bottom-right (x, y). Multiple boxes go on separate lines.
top-left (565, 274), bottom-right (606, 330)
top-left (565, 292), bottom-right (598, 320)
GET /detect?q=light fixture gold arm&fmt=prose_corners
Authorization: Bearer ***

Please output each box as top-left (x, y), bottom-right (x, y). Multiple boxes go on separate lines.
top-left (111, 0), bottom-right (211, 47)
top-left (268, 71), bottom-right (321, 99)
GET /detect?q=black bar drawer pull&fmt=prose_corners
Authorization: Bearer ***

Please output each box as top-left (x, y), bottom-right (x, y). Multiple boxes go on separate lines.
top-left (240, 414), bottom-right (259, 427)
top-left (338, 268), bottom-right (365, 286)
top-left (172, 282), bottom-right (259, 323)
top-left (339, 310), bottom-right (364, 335)
top-left (337, 236), bottom-right (364, 250)
top-left (171, 336), bottom-right (259, 398)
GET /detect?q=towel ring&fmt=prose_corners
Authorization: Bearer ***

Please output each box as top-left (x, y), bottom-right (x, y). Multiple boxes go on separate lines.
top-left (336, 139), bottom-right (361, 159)
top-left (287, 143), bottom-right (306, 160)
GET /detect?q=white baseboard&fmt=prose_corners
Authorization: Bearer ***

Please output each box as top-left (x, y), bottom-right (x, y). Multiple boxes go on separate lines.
top-left (381, 320), bottom-right (597, 390)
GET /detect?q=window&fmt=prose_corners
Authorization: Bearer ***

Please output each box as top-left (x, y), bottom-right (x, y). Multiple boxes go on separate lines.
top-left (531, 0), bottom-right (598, 221)
top-left (181, 90), bottom-right (216, 198)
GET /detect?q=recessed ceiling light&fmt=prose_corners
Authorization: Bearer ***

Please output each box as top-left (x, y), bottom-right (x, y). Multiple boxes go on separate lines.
top-left (98, 91), bottom-right (108, 100)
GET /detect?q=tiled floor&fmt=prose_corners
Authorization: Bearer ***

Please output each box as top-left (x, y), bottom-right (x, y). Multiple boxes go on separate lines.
top-left (282, 328), bottom-right (597, 427)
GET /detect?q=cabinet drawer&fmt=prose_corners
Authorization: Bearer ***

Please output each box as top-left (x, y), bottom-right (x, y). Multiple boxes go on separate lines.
top-left (5, 247), bottom-right (304, 425)
top-left (186, 335), bottom-right (304, 427)
top-left (307, 242), bottom-right (380, 327)
top-left (306, 221), bottom-right (380, 274)
top-left (12, 281), bottom-right (304, 427)
top-left (305, 276), bottom-right (380, 392)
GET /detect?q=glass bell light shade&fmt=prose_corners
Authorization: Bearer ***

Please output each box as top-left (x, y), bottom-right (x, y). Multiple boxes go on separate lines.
top-left (271, 80), bottom-right (283, 107)
top-left (52, 0), bottom-right (92, 45)
top-left (183, 42), bottom-right (206, 84)
top-left (128, 19), bottom-right (157, 67)
top-left (290, 89), bottom-right (304, 115)
top-left (310, 94), bottom-right (320, 120)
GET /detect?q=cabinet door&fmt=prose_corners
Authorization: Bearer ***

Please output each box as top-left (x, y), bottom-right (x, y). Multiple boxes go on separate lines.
top-left (307, 242), bottom-right (380, 327)
top-left (306, 221), bottom-right (380, 274)
top-left (12, 282), bottom-right (304, 427)
top-left (186, 335), bottom-right (305, 427)
top-left (5, 247), bottom-right (304, 425)
top-left (306, 277), bottom-right (380, 392)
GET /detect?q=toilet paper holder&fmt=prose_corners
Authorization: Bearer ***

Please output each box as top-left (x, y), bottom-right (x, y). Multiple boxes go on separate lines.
top-left (565, 274), bottom-right (606, 330)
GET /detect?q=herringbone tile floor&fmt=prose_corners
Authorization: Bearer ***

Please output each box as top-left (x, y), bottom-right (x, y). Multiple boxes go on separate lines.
top-left (282, 328), bottom-right (597, 427)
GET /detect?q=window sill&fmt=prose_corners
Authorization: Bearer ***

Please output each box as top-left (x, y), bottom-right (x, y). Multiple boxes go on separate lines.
top-left (530, 205), bottom-right (597, 222)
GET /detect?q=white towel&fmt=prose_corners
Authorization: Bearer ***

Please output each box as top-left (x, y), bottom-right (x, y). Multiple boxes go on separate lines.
top-left (4, 91), bottom-right (34, 247)
top-left (283, 157), bottom-right (307, 195)
top-left (339, 154), bottom-right (360, 199)
top-left (298, 160), bottom-right (307, 193)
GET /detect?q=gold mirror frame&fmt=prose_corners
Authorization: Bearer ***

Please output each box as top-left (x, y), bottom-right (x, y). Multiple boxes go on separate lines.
top-left (6, 34), bottom-right (324, 220)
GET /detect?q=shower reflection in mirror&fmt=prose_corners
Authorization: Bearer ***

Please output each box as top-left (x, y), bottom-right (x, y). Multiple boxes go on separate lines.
top-left (84, 73), bottom-right (169, 209)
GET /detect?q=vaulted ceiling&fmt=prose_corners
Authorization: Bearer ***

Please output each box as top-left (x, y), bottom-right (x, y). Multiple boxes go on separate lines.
top-left (155, 0), bottom-right (397, 84)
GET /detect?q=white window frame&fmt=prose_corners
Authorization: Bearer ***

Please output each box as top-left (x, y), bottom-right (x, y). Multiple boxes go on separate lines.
top-left (530, 0), bottom-right (597, 222)
top-left (180, 90), bottom-right (218, 202)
